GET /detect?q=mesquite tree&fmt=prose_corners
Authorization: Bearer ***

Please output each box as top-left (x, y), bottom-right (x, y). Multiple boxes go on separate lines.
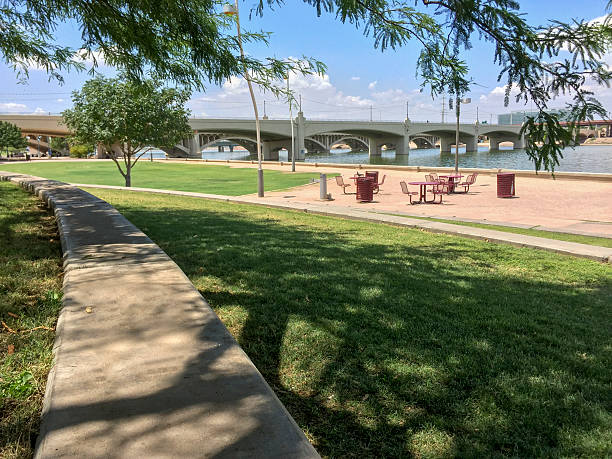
top-left (0, 1), bottom-right (324, 95)
top-left (63, 77), bottom-right (192, 187)
top-left (259, 0), bottom-right (612, 172)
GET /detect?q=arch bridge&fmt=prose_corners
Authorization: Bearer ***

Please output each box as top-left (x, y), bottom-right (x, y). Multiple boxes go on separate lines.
top-left (0, 114), bottom-right (524, 160)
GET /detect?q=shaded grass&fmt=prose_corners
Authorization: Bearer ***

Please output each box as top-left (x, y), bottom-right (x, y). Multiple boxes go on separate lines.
top-left (0, 181), bottom-right (62, 458)
top-left (87, 187), bottom-right (612, 457)
top-left (381, 212), bottom-right (612, 248)
top-left (0, 161), bottom-right (329, 196)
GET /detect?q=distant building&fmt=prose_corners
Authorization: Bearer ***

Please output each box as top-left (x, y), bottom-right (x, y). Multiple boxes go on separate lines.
top-left (498, 110), bottom-right (570, 125)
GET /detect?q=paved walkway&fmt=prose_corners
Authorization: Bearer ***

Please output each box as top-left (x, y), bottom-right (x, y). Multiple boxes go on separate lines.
top-left (73, 183), bottom-right (612, 264)
top-left (0, 172), bottom-right (318, 458)
top-left (230, 162), bottom-right (612, 238)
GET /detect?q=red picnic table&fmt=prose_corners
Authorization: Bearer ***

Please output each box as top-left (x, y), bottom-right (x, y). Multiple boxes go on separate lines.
top-left (438, 174), bottom-right (463, 193)
top-left (408, 181), bottom-right (440, 204)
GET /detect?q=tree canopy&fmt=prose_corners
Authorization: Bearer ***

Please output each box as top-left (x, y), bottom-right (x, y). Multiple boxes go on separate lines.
top-left (3, 1), bottom-right (612, 171)
top-left (0, 0), bottom-right (324, 94)
top-left (257, 0), bottom-right (612, 171)
top-left (62, 77), bottom-right (192, 186)
top-left (0, 121), bottom-right (27, 153)
top-left (49, 137), bottom-right (69, 155)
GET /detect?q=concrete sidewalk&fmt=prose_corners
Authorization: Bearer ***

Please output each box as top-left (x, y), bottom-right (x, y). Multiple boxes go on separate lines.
top-left (73, 183), bottom-right (612, 264)
top-left (0, 172), bottom-right (318, 458)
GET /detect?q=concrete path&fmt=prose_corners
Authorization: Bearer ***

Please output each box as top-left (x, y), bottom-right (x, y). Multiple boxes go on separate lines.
top-left (0, 172), bottom-right (318, 458)
top-left (72, 183), bottom-right (612, 264)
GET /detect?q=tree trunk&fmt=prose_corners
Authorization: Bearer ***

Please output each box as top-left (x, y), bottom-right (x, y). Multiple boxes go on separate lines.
top-left (125, 166), bottom-right (131, 187)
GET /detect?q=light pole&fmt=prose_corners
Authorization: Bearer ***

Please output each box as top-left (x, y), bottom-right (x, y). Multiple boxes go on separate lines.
top-left (454, 95), bottom-right (470, 172)
top-left (37, 136), bottom-right (41, 158)
top-left (224, 2), bottom-right (264, 197)
top-left (286, 73), bottom-right (295, 172)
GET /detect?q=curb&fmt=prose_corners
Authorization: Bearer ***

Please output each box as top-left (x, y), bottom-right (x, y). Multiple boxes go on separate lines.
top-left (0, 172), bottom-right (319, 458)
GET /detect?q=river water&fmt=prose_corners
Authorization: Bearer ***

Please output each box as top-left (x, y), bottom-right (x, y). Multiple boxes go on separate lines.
top-left (147, 145), bottom-right (612, 174)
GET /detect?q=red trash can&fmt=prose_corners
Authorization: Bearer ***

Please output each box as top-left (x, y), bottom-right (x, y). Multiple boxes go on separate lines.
top-left (497, 173), bottom-right (515, 198)
top-left (356, 177), bottom-right (374, 202)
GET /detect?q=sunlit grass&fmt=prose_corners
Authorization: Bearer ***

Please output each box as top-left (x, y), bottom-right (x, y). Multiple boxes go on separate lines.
top-left (86, 188), bottom-right (612, 457)
top-left (0, 161), bottom-right (329, 195)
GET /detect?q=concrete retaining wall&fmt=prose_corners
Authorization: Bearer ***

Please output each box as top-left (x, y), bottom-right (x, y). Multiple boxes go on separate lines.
top-left (0, 172), bottom-right (318, 458)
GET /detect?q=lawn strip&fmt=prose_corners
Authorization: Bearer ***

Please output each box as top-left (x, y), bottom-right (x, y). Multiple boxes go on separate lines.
top-left (0, 162), bottom-right (331, 196)
top-left (379, 212), bottom-right (612, 248)
top-left (85, 188), bottom-right (612, 457)
top-left (0, 181), bottom-right (63, 458)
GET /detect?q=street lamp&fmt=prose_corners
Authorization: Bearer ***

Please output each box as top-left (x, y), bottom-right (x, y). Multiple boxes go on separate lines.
top-left (285, 73), bottom-right (296, 172)
top-left (224, 2), bottom-right (264, 197)
top-left (453, 96), bottom-right (471, 172)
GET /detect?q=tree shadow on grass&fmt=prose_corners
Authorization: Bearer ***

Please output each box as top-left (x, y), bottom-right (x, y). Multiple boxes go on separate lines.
top-left (115, 201), bottom-right (611, 458)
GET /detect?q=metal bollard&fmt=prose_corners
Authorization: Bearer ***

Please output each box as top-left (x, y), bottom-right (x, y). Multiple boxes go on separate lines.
top-left (319, 173), bottom-right (327, 200)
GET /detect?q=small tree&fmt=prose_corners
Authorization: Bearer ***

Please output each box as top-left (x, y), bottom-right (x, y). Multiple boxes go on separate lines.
top-left (0, 121), bottom-right (27, 157)
top-left (49, 137), bottom-right (69, 156)
top-left (63, 77), bottom-right (192, 187)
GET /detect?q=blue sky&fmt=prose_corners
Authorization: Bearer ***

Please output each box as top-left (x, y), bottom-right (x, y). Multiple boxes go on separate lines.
top-left (1, 1), bottom-right (611, 123)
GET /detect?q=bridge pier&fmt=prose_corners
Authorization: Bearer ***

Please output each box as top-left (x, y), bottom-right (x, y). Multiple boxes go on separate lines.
top-left (262, 139), bottom-right (293, 161)
top-left (188, 134), bottom-right (201, 158)
top-left (439, 136), bottom-right (454, 153)
top-left (368, 137), bottom-right (382, 156)
top-left (96, 144), bottom-right (108, 159)
top-left (465, 136), bottom-right (477, 152)
top-left (438, 135), bottom-right (477, 153)
top-left (395, 134), bottom-right (410, 155)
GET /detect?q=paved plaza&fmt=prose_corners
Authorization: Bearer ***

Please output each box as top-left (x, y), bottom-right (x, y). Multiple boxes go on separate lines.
top-left (243, 163), bottom-right (612, 237)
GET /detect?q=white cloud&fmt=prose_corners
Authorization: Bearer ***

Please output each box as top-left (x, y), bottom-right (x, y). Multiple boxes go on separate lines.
top-left (73, 49), bottom-right (107, 67)
top-left (0, 102), bottom-right (27, 112)
top-left (32, 107), bottom-right (47, 114)
top-left (368, 80), bottom-right (377, 90)
top-left (219, 77), bottom-right (249, 98)
top-left (351, 76), bottom-right (360, 81)
top-left (56, 98), bottom-right (65, 103)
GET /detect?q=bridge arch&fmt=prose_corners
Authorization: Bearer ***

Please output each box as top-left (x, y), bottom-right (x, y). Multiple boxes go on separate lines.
top-left (304, 137), bottom-right (328, 153)
top-left (199, 134), bottom-right (258, 155)
top-left (410, 136), bottom-right (436, 149)
top-left (329, 136), bottom-right (369, 151)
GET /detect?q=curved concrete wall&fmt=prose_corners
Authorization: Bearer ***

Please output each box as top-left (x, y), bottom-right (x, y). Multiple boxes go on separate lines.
top-left (0, 172), bottom-right (318, 459)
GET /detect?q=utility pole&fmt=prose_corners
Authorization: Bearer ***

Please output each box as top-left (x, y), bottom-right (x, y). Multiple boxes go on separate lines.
top-left (263, 100), bottom-right (268, 120)
top-left (370, 105), bottom-right (373, 122)
top-left (406, 100), bottom-right (409, 120)
top-left (441, 95), bottom-right (446, 123)
top-left (299, 94), bottom-right (302, 112)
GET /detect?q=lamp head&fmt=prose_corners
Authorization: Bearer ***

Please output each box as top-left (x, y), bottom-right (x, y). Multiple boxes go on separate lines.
top-left (223, 3), bottom-right (237, 15)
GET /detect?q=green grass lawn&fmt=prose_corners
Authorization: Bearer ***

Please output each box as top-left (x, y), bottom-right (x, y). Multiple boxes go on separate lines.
top-left (0, 161), bottom-right (327, 195)
top-left (382, 213), bottom-right (612, 248)
top-left (86, 187), bottom-right (612, 458)
top-left (0, 181), bottom-right (62, 458)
